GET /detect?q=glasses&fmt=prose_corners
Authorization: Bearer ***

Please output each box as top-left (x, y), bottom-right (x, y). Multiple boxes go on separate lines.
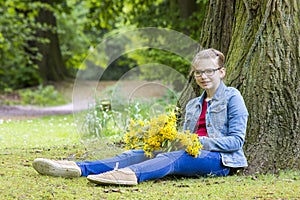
top-left (193, 67), bottom-right (223, 77)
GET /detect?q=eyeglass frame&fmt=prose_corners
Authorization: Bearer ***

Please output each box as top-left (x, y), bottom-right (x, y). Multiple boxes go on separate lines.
top-left (193, 66), bottom-right (223, 77)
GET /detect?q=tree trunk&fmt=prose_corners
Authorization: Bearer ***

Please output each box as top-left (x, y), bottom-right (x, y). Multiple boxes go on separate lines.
top-left (33, 0), bottom-right (67, 81)
top-left (178, 0), bottom-right (300, 173)
top-left (178, 0), bottom-right (197, 18)
top-left (177, 0), bottom-right (235, 126)
top-left (199, 0), bottom-right (235, 56)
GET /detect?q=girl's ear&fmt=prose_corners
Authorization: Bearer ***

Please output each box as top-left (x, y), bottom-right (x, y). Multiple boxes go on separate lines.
top-left (220, 67), bottom-right (226, 79)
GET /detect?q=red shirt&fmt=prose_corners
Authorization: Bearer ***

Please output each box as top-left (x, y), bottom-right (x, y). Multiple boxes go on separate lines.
top-left (195, 100), bottom-right (208, 137)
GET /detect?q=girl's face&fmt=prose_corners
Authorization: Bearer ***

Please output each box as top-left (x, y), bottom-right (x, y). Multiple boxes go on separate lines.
top-left (193, 58), bottom-right (225, 92)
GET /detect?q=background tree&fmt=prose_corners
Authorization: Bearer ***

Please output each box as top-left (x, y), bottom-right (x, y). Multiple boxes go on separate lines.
top-left (178, 0), bottom-right (300, 173)
top-left (31, 0), bottom-right (68, 81)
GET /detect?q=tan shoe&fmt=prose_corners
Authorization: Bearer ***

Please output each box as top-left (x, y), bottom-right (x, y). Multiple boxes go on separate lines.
top-left (87, 168), bottom-right (138, 185)
top-left (33, 158), bottom-right (81, 178)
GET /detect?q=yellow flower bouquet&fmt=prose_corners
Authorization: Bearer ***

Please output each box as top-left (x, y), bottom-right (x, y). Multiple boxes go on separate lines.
top-left (124, 112), bottom-right (202, 158)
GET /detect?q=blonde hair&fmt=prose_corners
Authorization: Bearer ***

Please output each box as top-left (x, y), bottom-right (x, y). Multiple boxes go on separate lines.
top-left (192, 48), bottom-right (225, 70)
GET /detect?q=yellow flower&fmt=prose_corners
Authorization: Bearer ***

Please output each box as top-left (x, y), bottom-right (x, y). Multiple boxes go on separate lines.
top-left (124, 112), bottom-right (202, 157)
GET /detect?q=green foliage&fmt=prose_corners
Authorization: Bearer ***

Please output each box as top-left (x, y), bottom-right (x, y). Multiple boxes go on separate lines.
top-left (0, 0), bottom-right (42, 90)
top-left (128, 49), bottom-right (191, 82)
top-left (108, 0), bottom-right (208, 80)
top-left (120, 0), bottom-right (207, 40)
top-left (0, 0), bottom-right (208, 90)
top-left (18, 85), bottom-right (67, 106)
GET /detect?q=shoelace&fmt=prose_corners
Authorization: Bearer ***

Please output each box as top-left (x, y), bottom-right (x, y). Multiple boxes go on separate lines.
top-left (113, 162), bottom-right (119, 171)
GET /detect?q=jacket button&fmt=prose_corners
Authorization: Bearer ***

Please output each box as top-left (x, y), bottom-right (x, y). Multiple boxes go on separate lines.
top-left (207, 123), bottom-right (211, 127)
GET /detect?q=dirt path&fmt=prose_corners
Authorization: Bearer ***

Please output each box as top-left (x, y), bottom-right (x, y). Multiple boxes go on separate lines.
top-left (0, 104), bottom-right (74, 120)
top-left (0, 80), bottom-right (171, 120)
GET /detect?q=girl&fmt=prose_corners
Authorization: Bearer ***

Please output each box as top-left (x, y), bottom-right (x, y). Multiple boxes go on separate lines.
top-left (33, 48), bottom-right (248, 185)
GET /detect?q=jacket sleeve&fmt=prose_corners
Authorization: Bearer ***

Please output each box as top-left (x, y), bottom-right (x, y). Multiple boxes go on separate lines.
top-left (200, 92), bottom-right (248, 152)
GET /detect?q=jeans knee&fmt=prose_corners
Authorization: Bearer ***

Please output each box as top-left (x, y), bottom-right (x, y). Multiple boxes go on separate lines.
top-left (121, 149), bottom-right (145, 157)
top-left (156, 150), bottom-right (185, 161)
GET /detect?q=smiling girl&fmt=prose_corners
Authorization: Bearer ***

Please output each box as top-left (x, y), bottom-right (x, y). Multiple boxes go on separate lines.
top-left (33, 48), bottom-right (249, 186)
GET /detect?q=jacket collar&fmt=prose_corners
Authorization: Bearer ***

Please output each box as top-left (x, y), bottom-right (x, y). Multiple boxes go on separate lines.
top-left (212, 81), bottom-right (226, 101)
top-left (198, 81), bottom-right (226, 104)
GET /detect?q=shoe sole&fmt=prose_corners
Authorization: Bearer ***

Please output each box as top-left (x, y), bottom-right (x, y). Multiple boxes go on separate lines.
top-left (87, 175), bottom-right (137, 186)
top-left (33, 158), bottom-right (80, 178)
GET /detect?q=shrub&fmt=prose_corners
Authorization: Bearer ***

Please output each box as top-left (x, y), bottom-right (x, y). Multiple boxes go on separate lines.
top-left (18, 85), bottom-right (67, 106)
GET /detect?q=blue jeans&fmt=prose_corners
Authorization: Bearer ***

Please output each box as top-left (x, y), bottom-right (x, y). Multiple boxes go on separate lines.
top-left (76, 150), bottom-right (230, 183)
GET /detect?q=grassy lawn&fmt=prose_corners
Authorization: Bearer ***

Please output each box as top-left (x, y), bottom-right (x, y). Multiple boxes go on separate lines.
top-left (0, 115), bottom-right (299, 199)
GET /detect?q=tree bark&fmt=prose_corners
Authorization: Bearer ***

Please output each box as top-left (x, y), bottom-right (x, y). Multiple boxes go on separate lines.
top-left (199, 0), bottom-right (235, 56)
top-left (227, 0), bottom-right (300, 174)
top-left (33, 0), bottom-right (67, 81)
top-left (178, 0), bottom-right (300, 173)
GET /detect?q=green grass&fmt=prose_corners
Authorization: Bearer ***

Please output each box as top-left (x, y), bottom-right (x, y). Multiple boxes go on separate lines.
top-left (0, 115), bottom-right (299, 200)
top-left (0, 115), bottom-right (80, 149)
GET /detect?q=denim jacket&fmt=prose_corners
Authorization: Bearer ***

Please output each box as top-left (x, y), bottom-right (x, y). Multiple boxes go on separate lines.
top-left (183, 81), bottom-right (249, 168)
